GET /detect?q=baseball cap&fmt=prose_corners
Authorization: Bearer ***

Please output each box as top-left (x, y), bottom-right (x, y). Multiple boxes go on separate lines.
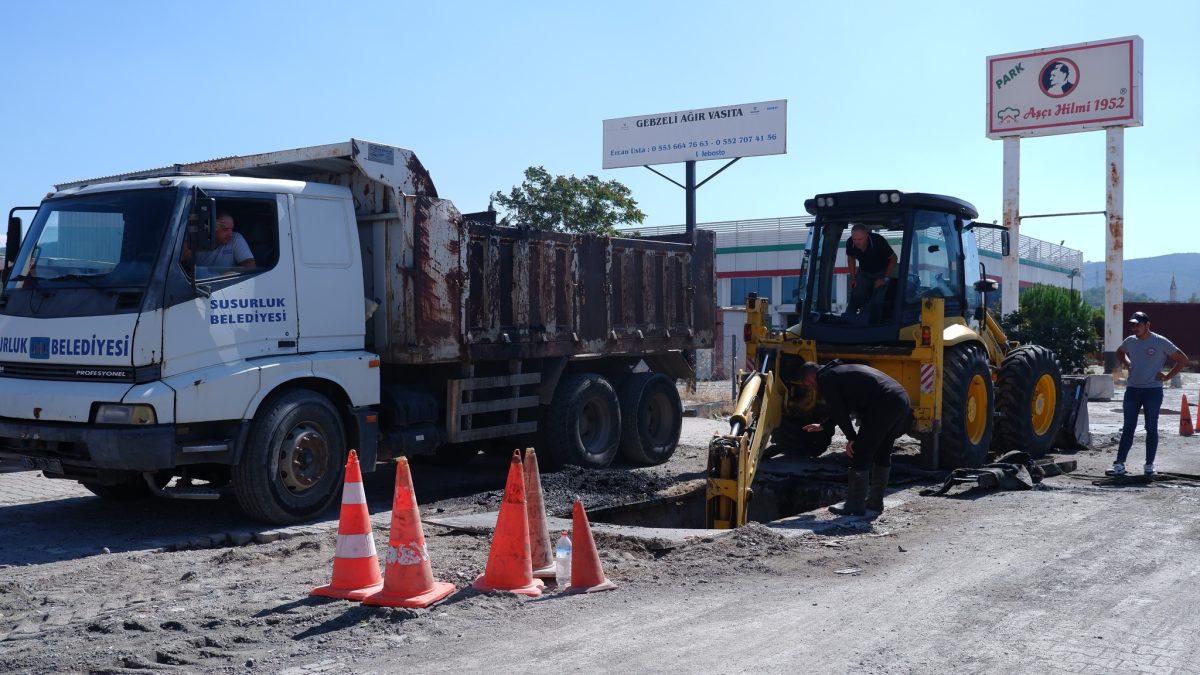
top-left (1127, 311), bottom-right (1150, 324)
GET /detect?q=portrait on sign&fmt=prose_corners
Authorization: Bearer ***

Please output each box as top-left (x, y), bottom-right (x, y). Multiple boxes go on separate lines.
top-left (1039, 59), bottom-right (1079, 98)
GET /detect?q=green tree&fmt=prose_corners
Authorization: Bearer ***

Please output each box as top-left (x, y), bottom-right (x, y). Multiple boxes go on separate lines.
top-left (491, 166), bottom-right (645, 236)
top-left (999, 284), bottom-right (1097, 374)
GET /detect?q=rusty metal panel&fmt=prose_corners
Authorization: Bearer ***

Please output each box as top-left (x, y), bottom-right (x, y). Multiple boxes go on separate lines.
top-left (388, 220), bottom-right (715, 364)
top-left (575, 236), bottom-right (609, 343)
top-left (690, 228), bottom-right (717, 345)
top-left (513, 238), bottom-right (530, 330)
top-left (404, 196), bottom-right (463, 362)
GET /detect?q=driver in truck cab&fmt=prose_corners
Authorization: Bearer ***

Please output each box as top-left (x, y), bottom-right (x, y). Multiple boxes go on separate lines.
top-left (844, 224), bottom-right (896, 324)
top-left (181, 212), bottom-right (256, 270)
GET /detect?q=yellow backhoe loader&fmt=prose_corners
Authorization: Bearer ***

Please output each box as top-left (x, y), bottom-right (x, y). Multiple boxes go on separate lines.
top-left (706, 190), bottom-right (1065, 529)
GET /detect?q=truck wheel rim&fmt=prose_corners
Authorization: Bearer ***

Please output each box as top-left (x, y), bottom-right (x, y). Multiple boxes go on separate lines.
top-left (965, 373), bottom-right (987, 444)
top-left (579, 399), bottom-right (613, 454)
top-left (279, 423), bottom-right (329, 493)
top-left (1031, 373), bottom-right (1057, 435)
top-left (643, 392), bottom-right (672, 444)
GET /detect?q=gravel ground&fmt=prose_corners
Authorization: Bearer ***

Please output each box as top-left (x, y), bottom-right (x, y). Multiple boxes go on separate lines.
top-left (2, 375), bottom-right (1200, 673)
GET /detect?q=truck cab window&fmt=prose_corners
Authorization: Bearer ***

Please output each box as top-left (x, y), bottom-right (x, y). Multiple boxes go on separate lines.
top-left (184, 198), bottom-right (278, 282)
top-left (5, 189), bottom-right (173, 292)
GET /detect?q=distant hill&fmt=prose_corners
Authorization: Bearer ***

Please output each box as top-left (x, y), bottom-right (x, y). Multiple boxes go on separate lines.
top-left (1081, 253), bottom-right (1200, 302)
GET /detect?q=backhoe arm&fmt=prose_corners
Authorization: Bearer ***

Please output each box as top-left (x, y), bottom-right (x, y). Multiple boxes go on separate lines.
top-left (705, 356), bottom-right (786, 529)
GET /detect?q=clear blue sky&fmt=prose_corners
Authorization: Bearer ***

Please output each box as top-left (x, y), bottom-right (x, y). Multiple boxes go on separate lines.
top-left (1, 0), bottom-right (1195, 263)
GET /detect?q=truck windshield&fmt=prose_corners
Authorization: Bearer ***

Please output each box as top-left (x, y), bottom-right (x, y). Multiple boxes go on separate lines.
top-left (5, 189), bottom-right (176, 292)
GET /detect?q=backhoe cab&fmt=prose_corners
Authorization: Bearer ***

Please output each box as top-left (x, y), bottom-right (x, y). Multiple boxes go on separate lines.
top-left (705, 190), bottom-right (1065, 529)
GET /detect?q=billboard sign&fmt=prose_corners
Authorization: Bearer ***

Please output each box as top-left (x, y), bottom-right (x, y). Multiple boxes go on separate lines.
top-left (603, 100), bottom-right (786, 169)
top-left (986, 36), bottom-right (1143, 139)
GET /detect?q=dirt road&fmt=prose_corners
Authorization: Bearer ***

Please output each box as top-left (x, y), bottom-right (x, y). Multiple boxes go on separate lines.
top-left (3, 376), bottom-right (1200, 673)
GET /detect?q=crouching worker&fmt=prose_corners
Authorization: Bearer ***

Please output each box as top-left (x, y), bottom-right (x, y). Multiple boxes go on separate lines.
top-left (801, 361), bottom-right (911, 516)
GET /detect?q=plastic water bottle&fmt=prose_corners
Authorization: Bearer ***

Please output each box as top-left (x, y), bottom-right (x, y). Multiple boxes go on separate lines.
top-left (555, 531), bottom-right (572, 586)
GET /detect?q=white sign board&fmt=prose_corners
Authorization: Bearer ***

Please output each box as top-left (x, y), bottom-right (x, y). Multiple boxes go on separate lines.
top-left (986, 36), bottom-right (1143, 139)
top-left (603, 100), bottom-right (786, 169)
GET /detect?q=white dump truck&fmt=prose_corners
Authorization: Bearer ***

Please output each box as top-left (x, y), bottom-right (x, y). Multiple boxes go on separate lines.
top-left (0, 140), bottom-right (715, 523)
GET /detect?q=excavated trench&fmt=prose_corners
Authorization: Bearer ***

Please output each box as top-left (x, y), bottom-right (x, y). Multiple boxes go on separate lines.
top-left (588, 475), bottom-right (846, 529)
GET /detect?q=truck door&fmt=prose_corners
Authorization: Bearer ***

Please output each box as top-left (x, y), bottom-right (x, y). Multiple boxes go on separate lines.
top-left (289, 194), bottom-right (363, 353)
top-left (162, 193), bottom-right (298, 382)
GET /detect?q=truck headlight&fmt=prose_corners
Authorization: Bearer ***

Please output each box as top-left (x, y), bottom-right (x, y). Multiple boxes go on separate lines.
top-left (95, 404), bottom-right (157, 425)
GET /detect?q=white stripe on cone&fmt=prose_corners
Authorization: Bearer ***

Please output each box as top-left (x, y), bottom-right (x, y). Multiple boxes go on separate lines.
top-left (341, 481), bottom-right (368, 505)
top-left (335, 533), bottom-right (377, 559)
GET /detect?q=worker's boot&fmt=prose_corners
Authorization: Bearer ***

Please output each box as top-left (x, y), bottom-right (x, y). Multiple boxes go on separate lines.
top-left (829, 469), bottom-right (870, 516)
top-left (865, 464), bottom-right (891, 514)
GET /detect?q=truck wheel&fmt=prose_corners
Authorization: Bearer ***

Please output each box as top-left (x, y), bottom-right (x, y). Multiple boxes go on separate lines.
top-left (233, 390), bottom-right (346, 524)
top-left (939, 343), bottom-right (993, 469)
top-left (617, 373), bottom-right (682, 465)
top-left (994, 345), bottom-right (1064, 457)
top-left (544, 373), bottom-right (621, 469)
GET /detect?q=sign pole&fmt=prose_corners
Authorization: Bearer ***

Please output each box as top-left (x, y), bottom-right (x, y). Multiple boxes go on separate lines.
top-left (1103, 126), bottom-right (1124, 372)
top-left (1001, 137), bottom-right (1021, 315)
top-left (685, 160), bottom-right (696, 236)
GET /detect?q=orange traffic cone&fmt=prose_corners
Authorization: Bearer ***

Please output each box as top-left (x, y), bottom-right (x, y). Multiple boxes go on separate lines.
top-left (311, 450), bottom-right (384, 601)
top-left (472, 451), bottom-right (544, 597)
top-left (523, 448), bottom-right (556, 579)
top-left (1181, 394), bottom-right (1195, 437)
top-left (363, 458), bottom-right (455, 608)
top-left (564, 499), bottom-right (616, 594)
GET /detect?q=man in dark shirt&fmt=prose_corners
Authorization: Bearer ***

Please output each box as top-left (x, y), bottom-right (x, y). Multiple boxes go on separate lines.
top-left (801, 361), bottom-right (911, 516)
top-left (844, 224), bottom-right (897, 323)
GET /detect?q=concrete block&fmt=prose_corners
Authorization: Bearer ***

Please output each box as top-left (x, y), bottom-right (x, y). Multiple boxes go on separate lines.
top-left (1085, 374), bottom-right (1114, 401)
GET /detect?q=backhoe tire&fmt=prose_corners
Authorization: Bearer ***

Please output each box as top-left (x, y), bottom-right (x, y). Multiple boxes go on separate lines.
top-left (993, 345), bottom-right (1064, 458)
top-left (543, 373), bottom-right (621, 470)
top-left (938, 343), bottom-right (994, 469)
top-left (233, 390), bottom-right (347, 525)
top-left (617, 373), bottom-right (682, 466)
top-left (772, 418), bottom-right (834, 458)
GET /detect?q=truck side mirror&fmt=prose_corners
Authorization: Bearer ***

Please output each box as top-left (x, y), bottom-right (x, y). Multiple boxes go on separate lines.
top-left (1001, 231), bottom-right (1011, 257)
top-left (4, 216), bottom-right (20, 283)
top-left (973, 278), bottom-right (998, 294)
top-left (187, 189), bottom-right (216, 255)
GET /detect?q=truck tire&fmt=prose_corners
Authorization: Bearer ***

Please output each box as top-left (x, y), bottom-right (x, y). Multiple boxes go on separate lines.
top-left (938, 343), bottom-right (994, 469)
top-left (543, 373), bottom-right (621, 470)
top-left (617, 372), bottom-right (682, 465)
top-left (233, 390), bottom-right (347, 524)
top-left (993, 345), bottom-right (1064, 457)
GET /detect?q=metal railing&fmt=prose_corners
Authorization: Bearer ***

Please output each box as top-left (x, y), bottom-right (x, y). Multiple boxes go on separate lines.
top-left (624, 215), bottom-right (1083, 272)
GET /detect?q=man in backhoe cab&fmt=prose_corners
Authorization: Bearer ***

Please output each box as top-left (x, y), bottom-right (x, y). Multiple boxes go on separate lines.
top-left (844, 224), bottom-right (896, 324)
top-left (801, 361), bottom-right (911, 516)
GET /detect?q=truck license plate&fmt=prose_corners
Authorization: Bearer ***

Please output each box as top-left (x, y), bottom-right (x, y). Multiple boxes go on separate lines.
top-left (21, 456), bottom-right (64, 474)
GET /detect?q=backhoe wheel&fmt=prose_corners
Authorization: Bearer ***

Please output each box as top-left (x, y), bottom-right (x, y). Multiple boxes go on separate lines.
top-left (939, 343), bottom-right (994, 469)
top-left (233, 390), bottom-right (346, 525)
top-left (994, 345), bottom-right (1064, 457)
top-left (771, 418), bottom-right (834, 458)
top-left (618, 372), bottom-right (682, 466)
top-left (543, 373), bottom-right (621, 470)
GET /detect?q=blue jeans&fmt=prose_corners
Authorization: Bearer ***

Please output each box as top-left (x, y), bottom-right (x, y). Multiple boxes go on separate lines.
top-left (846, 270), bottom-right (888, 322)
top-left (1116, 386), bottom-right (1164, 465)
